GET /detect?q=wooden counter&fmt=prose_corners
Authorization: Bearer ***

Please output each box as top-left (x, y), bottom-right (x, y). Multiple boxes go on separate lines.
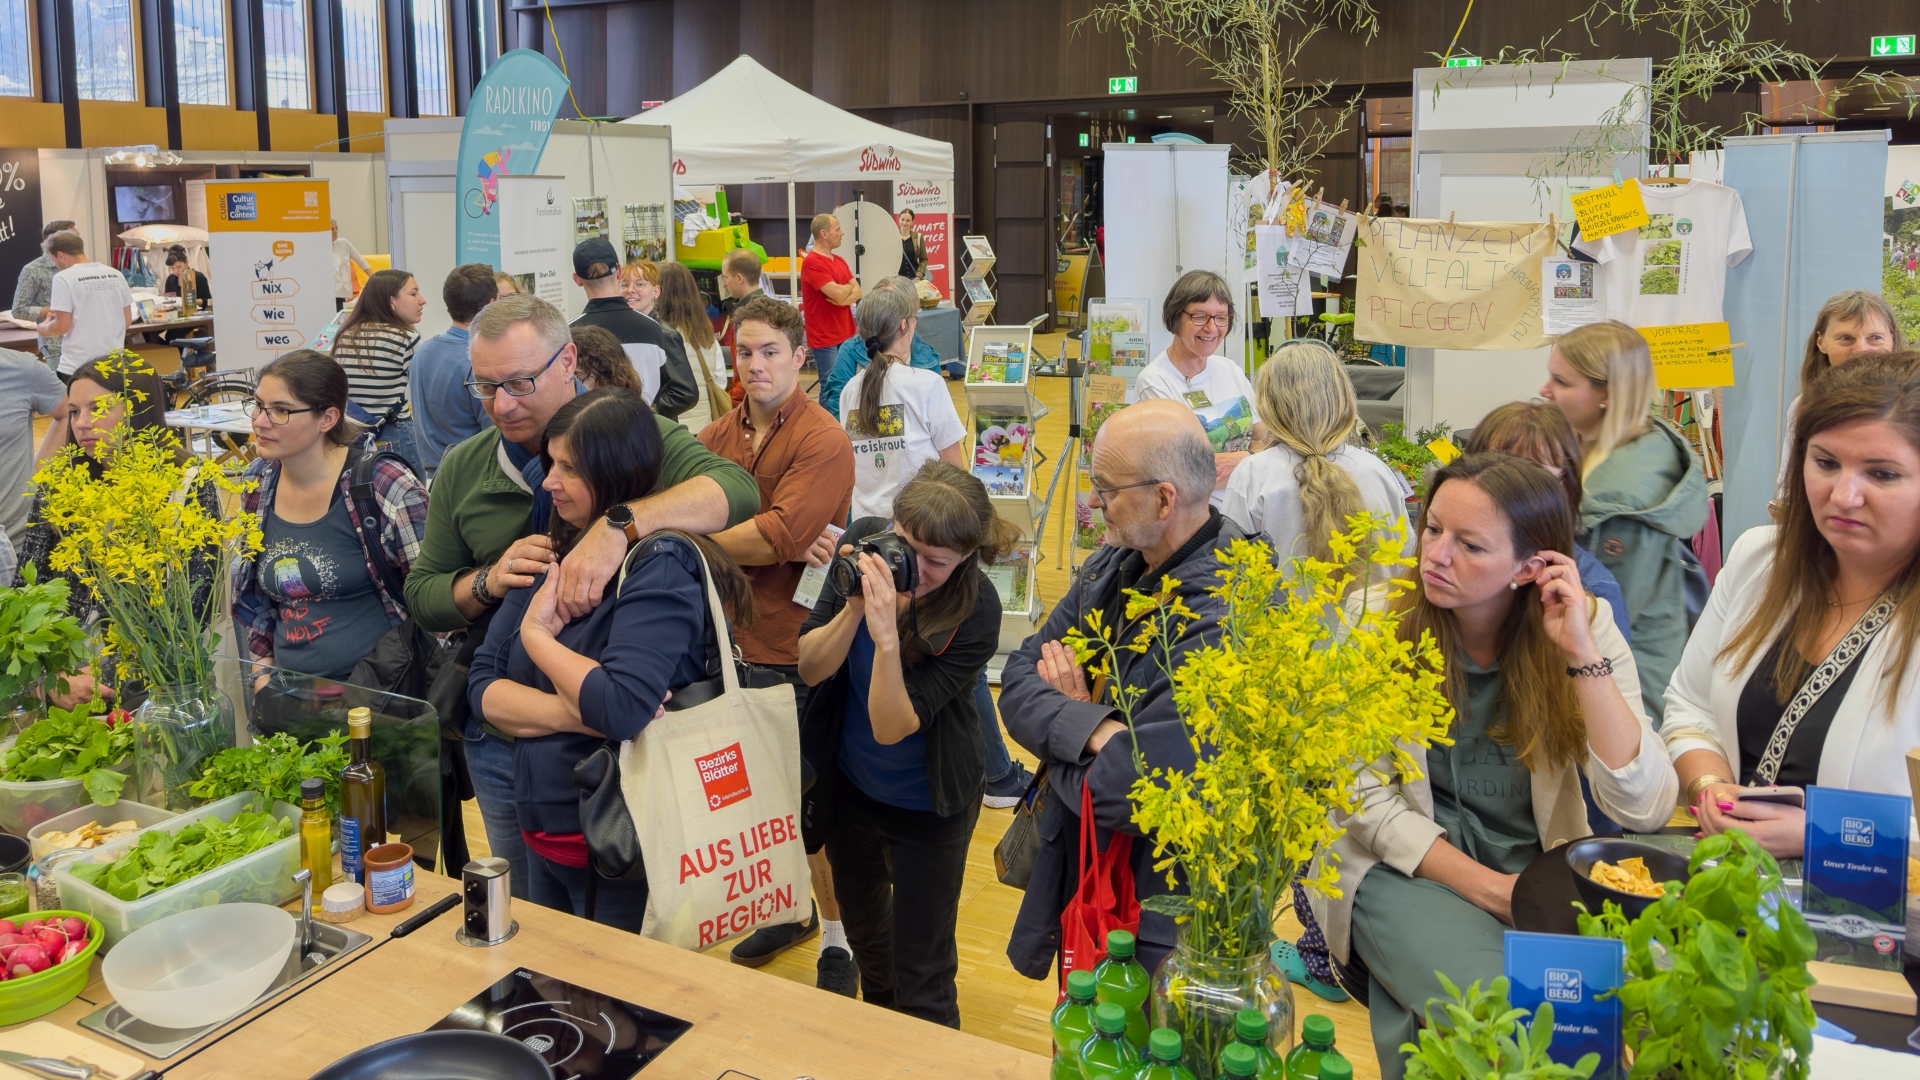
top-left (14, 868), bottom-right (1048, 1078)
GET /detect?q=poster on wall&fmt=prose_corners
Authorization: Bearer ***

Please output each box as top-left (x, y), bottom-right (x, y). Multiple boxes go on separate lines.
top-left (623, 203), bottom-right (669, 262)
top-left (497, 176), bottom-right (573, 310)
top-left (455, 48), bottom-right (570, 268)
top-left (572, 197), bottom-right (608, 243)
top-left (894, 179), bottom-right (952, 301)
top-left (1354, 217), bottom-right (1552, 351)
top-left (0, 149), bottom-right (43, 320)
top-left (205, 178), bottom-right (332, 370)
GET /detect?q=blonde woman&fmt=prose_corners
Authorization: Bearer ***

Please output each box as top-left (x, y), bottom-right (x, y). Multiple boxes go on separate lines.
top-left (1220, 339), bottom-right (1408, 562)
top-left (1540, 319), bottom-right (1707, 722)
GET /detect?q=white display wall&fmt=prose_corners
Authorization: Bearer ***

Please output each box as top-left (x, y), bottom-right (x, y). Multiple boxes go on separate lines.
top-left (1102, 143), bottom-right (1237, 367)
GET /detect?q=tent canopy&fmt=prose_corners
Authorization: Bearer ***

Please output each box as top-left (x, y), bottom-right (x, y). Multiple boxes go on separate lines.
top-left (620, 55), bottom-right (953, 184)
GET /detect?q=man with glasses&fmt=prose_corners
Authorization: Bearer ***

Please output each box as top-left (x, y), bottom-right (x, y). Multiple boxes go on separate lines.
top-left (402, 294), bottom-right (759, 901)
top-left (998, 400), bottom-right (1259, 979)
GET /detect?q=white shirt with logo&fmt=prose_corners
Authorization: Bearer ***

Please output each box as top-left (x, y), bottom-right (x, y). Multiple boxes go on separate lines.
top-left (1572, 181), bottom-right (1752, 328)
top-left (48, 262), bottom-right (134, 374)
top-left (839, 362), bottom-right (965, 522)
top-left (1130, 350), bottom-right (1258, 506)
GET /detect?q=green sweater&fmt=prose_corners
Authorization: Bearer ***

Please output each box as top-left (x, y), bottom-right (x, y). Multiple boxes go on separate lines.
top-left (404, 418), bottom-right (761, 632)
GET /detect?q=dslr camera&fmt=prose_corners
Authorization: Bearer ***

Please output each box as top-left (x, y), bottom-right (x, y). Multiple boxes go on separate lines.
top-left (828, 533), bottom-right (919, 596)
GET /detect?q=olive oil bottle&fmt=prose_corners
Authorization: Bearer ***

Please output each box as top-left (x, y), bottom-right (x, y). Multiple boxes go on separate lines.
top-left (339, 707), bottom-right (387, 883)
top-left (299, 777), bottom-right (333, 913)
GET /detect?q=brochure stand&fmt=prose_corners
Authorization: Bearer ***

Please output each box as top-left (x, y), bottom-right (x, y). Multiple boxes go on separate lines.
top-left (959, 235), bottom-right (998, 326)
top-left (962, 323), bottom-right (1050, 660)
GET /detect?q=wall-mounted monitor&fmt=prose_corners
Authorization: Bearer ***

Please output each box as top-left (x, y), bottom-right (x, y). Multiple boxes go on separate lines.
top-left (114, 185), bottom-right (176, 223)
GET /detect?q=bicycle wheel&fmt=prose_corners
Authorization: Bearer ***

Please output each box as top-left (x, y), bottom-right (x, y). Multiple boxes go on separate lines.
top-left (189, 377), bottom-right (258, 458)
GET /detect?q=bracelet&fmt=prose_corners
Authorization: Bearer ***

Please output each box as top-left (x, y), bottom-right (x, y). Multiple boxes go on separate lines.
top-left (470, 564), bottom-right (499, 607)
top-left (1566, 657), bottom-right (1614, 678)
top-left (1685, 774), bottom-right (1731, 804)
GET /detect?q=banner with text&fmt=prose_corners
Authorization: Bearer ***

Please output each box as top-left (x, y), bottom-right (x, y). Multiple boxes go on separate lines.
top-left (0, 149), bottom-right (43, 318)
top-left (1356, 217), bottom-right (1552, 350)
top-left (497, 175), bottom-right (573, 311)
top-left (895, 179), bottom-right (952, 301)
top-left (205, 178), bottom-right (332, 370)
top-left (455, 48), bottom-right (570, 268)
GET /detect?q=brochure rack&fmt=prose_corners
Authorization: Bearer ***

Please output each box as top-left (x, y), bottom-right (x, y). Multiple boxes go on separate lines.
top-left (958, 235), bottom-right (998, 326)
top-left (962, 323), bottom-right (1050, 657)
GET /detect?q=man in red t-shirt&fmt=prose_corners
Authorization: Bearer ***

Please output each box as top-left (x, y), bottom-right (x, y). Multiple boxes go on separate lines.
top-left (799, 213), bottom-right (860, 383)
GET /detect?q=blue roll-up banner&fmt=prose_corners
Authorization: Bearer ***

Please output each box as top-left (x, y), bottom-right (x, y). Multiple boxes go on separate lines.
top-left (455, 49), bottom-right (570, 268)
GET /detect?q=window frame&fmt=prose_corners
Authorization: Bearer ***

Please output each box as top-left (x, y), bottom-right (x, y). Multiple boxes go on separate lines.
top-left (340, 0), bottom-right (384, 115)
top-left (259, 0), bottom-right (315, 111)
top-left (74, 0), bottom-right (144, 103)
top-left (170, 0), bottom-right (235, 107)
top-left (0, 0), bottom-right (37, 99)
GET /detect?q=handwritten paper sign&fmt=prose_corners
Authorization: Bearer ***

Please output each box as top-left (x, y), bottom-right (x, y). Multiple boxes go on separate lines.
top-left (1086, 374), bottom-right (1128, 403)
top-left (1254, 223), bottom-right (1310, 317)
top-left (1355, 217), bottom-right (1552, 350)
top-left (1570, 179), bottom-right (1650, 242)
top-left (1637, 322), bottom-right (1733, 389)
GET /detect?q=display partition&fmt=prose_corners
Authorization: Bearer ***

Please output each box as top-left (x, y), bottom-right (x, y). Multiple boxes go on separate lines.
top-left (1405, 59), bottom-right (1651, 432)
top-left (961, 324), bottom-right (1049, 662)
top-left (1720, 130), bottom-right (1888, 541)
top-left (1102, 142), bottom-right (1237, 368)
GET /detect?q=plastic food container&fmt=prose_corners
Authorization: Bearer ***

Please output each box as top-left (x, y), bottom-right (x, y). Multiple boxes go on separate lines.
top-left (27, 800), bottom-right (177, 860)
top-left (102, 903), bottom-right (296, 1029)
top-left (0, 736), bottom-right (89, 836)
top-left (52, 791), bottom-right (302, 950)
top-left (0, 909), bottom-right (104, 1025)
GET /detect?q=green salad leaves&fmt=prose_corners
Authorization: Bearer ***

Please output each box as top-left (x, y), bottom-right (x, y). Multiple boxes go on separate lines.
top-left (1, 700), bottom-right (137, 805)
top-left (187, 732), bottom-right (349, 812)
top-left (69, 809), bottom-right (293, 901)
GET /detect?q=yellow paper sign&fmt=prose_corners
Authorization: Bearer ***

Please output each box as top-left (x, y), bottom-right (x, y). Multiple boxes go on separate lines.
top-left (1427, 438), bottom-right (1461, 464)
top-left (1570, 179), bottom-right (1651, 242)
top-left (1638, 322), bottom-right (1734, 389)
top-left (1086, 374), bottom-right (1128, 403)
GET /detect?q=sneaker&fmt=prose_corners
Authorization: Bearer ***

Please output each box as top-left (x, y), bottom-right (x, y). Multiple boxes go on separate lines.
top-left (728, 903), bottom-right (819, 967)
top-left (817, 945), bottom-right (859, 997)
top-left (982, 761), bottom-right (1035, 809)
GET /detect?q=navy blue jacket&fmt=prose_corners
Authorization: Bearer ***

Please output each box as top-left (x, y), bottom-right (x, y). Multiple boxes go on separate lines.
top-left (468, 532), bottom-right (714, 835)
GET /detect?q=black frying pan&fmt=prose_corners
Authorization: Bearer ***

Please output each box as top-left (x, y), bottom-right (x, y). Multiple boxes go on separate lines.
top-left (308, 1031), bottom-right (554, 1080)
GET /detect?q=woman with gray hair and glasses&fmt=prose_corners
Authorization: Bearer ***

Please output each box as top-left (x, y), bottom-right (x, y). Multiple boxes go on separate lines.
top-left (1132, 270), bottom-right (1266, 506)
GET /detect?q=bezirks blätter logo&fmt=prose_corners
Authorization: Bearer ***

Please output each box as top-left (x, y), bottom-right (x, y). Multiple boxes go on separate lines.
top-left (696, 742), bottom-right (752, 811)
top-left (859, 145), bottom-right (903, 172)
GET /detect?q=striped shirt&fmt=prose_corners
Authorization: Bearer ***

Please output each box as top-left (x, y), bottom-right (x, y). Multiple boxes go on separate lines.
top-left (333, 323), bottom-right (420, 418)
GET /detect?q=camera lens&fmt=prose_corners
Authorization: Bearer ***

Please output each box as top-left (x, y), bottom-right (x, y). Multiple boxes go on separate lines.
top-left (828, 554), bottom-right (861, 596)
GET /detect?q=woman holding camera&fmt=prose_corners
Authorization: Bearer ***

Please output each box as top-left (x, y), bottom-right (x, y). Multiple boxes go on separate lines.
top-left (839, 287), bottom-right (966, 522)
top-left (469, 387), bottom-right (753, 927)
top-left (797, 461), bottom-right (1017, 1027)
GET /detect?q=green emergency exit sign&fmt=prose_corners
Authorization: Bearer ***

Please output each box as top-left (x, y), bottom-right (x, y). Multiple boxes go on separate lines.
top-left (1444, 56), bottom-right (1483, 68)
top-left (1872, 35), bottom-right (1916, 57)
top-left (1078, 133), bottom-right (1089, 147)
top-left (1108, 76), bottom-right (1138, 94)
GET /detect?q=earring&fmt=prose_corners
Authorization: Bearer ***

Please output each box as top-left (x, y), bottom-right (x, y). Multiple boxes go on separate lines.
top-left (1509, 581), bottom-right (1520, 590)
top-left (1599, 402), bottom-right (1607, 409)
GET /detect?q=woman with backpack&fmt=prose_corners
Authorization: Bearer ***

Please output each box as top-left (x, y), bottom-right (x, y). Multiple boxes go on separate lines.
top-left (332, 268), bottom-right (427, 477)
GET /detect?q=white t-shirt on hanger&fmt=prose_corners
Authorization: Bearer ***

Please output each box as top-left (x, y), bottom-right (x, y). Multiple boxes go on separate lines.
top-left (1130, 350), bottom-right (1258, 506)
top-left (839, 361), bottom-right (966, 522)
top-left (1572, 180), bottom-right (1752, 328)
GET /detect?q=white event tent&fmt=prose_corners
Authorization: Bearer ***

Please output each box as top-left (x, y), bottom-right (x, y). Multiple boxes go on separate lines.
top-left (620, 55), bottom-right (955, 294)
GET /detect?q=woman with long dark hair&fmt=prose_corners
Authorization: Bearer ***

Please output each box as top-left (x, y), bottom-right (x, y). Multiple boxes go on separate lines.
top-left (839, 286), bottom-right (965, 521)
top-left (468, 387), bottom-right (753, 927)
top-left (332, 267), bottom-right (427, 475)
top-left (797, 460), bottom-right (1018, 1026)
top-left (653, 262), bottom-right (728, 431)
top-left (1310, 452), bottom-right (1676, 1080)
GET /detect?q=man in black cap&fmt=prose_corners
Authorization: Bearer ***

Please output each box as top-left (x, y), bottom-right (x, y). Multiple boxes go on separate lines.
top-left (568, 236), bottom-right (698, 420)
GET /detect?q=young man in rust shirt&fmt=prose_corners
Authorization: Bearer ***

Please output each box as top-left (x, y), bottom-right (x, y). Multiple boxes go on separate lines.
top-left (697, 294), bottom-right (860, 995)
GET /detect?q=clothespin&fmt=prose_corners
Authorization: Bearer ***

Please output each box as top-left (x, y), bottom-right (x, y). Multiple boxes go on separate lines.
top-left (1613, 168), bottom-right (1624, 188)
top-left (1549, 213), bottom-right (1557, 234)
top-left (1448, 211), bottom-right (1457, 225)
top-left (1339, 199), bottom-right (1348, 213)
top-left (1706, 342), bottom-right (1747, 355)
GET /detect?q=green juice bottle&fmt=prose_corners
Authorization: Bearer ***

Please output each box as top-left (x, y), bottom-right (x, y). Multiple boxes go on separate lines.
top-left (1078, 1003), bottom-right (1145, 1080)
top-left (1285, 1015), bottom-right (1344, 1080)
top-left (1221, 1044), bottom-right (1261, 1079)
top-left (1140, 1028), bottom-right (1198, 1080)
top-left (1219, 1008), bottom-right (1286, 1079)
top-left (1316, 1057), bottom-right (1351, 1080)
top-left (1093, 930), bottom-right (1151, 1050)
top-left (1050, 970), bottom-right (1099, 1080)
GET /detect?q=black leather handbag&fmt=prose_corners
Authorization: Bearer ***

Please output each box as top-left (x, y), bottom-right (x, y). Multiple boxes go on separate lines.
top-left (994, 763), bottom-right (1049, 889)
top-left (573, 739), bottom-right (647, 881)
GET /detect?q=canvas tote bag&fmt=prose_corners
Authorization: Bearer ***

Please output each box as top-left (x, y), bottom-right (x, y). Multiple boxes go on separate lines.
top-left (617, 541), bottom-right (811, 950)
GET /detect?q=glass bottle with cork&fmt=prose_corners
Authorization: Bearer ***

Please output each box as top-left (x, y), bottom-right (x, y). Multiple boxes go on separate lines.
top-left (339, 707), bottom-right (386, 884)
top-left (298, 777), bottom-right (332, 914)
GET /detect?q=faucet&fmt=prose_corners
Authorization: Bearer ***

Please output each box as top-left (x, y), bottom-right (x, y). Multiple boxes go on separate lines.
top-left (292, 869), bottom-right (313, 952)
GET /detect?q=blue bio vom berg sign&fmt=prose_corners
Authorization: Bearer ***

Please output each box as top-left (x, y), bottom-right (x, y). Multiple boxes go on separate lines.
top-left (1505, 932), bottom-right (1624, 1080)
top-left (1803, 785), bottom-right (1911, 969)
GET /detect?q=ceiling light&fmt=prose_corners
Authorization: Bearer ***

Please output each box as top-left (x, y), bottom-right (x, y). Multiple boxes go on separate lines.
top-left (1157, 115), bottom-right (1172, 119)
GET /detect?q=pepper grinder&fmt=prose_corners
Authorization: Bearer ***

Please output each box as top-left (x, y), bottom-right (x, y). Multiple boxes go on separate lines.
top-left (455, 857), bottom-right (517, 947)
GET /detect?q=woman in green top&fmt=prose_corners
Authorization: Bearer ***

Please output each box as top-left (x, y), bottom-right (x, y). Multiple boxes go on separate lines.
top-left (1540, 320), bottom-right (1708, 723)
top-left (1309, 453), bottom-right (1678, 1080)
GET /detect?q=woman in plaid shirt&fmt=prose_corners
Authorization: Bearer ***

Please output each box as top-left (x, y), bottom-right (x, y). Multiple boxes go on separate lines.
top-left (230, 351), bottom-right (428, 686)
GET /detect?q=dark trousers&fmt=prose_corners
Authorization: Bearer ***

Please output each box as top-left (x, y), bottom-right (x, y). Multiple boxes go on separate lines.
top-left (823, 770), bottom-right (979, 1028)
top-left (527, 854), bottom-right (649, 933)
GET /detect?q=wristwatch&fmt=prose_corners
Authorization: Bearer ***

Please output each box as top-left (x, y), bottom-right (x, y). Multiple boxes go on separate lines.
top-left (605, 504), bottom-right (638, 542)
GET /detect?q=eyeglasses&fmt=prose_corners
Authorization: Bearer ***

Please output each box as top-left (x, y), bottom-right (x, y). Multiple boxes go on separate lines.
top-left (1088, 477), bottom-right (1164, 503)
top-left (467, 344), bottom-right (565, 399)
top-left (1184, 311), bottom-right (1232, 328)
top-left (242, 399), bottom-right (317, 425)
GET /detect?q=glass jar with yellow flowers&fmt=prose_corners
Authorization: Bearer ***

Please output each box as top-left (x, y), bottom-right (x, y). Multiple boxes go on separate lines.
top-left (1066, 515), bottom-right (1454, 1079)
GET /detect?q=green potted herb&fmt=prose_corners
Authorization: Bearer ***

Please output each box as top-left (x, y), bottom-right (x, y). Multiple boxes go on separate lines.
top-left (1577, 829), bottom-right (1818, 1080)
top-left (1402, 975), bottom-right (1598, 1079)
top-left (0, 567), bottom-right (93, 730)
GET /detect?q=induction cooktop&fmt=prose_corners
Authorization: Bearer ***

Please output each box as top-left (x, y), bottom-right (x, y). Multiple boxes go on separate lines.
top-left (430, 968), bottom-right (692, 1080)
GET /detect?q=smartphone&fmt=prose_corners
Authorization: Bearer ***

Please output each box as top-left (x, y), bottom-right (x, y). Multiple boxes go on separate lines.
top-left (1734, 786), bottom-right (1805, 808)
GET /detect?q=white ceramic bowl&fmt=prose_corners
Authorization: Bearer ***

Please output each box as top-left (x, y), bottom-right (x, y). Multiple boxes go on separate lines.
top-left (102, 903), bottom-right (296, 1029)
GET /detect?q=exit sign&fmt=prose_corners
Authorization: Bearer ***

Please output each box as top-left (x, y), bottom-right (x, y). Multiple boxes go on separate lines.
top-left (1872, 35), bottom-right (1916, 57)
top-left (1444, 56), bottom-right (1483, 68)
top-left (1108, 76), bottom-right (1138, 94)
top-left (1078, 133), bottom-right (1089, 147)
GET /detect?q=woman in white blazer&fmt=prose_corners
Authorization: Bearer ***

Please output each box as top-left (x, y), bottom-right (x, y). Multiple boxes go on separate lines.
top-left (1310, 453), bottom-right (1677, 1080)
top-left (1666, 351), bottom-right (1920, 856)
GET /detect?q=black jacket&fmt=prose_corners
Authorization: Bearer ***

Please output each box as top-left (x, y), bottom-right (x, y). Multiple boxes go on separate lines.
top-left (799, 517), bottom-right (1000, 829)
top-left (571, 296), bottom-right (698, 420)
top-left (1000, 512), bottom-right (1254, 978)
